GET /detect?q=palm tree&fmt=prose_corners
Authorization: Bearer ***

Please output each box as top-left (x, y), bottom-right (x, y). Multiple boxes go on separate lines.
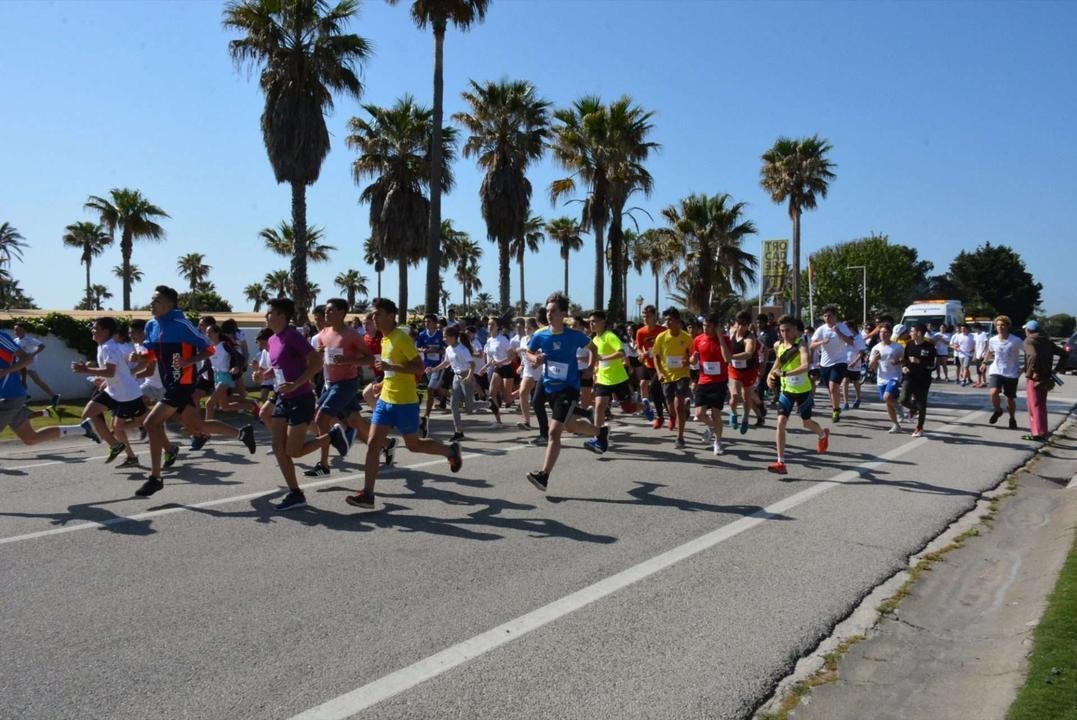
top-left (760, 135), bottom-right (836, 318)
top-left (387, 0), bottom-right (489, 318)
top-left (84, 188), bottom-right (169, 310)
top-left (474, 291), bottom-right (493, 315)
top-left (260, 221), bottom-right (335, 262)
top-left (177, 252), bottom-right (211, 292)
top-left (611, 227), bottom-right (643, 319)
top-left (113, 263), bottom-right (144, 288)
top-left (62, 221), bottom-right (112, 306)
top-left (90, 283), bottom-right (113, 311)
top-left (452, 241), bottom-right (483, 312)
top-left (223, 0), bottom-right (371, 321)
top-left (362, 236), bottom-right (385, 299)
top-left (545, 216), bottom-right (583, 297)
top-left (264, 269), bottom-right (292, 297)
top-left (0, 222), bottom-right (28, 269)
top-left (659, 193), bottom-right (758, 314)
top-left (347, 95), bottom-right (456, 323)
top-left (631, 227), bottom-right (674, 310)
top-left (439, 287), bottom-right (451, 316)
top-left (454, 77), bottom-right (550, 311)
top-left (508, 214), bottom-right (544, 314)
top-left (334, 269), bottom-right (369, 308)
top-left (244, 282), bottom-right (269, 311)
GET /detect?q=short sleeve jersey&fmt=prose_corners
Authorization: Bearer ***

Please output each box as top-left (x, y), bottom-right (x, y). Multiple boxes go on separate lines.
top-left (317, 325), bottom-right (364, 383)
top-left (14, 335), bottom-right (42, 365)
top-left (269, 326), bottom-right (314, 399)
top-left (528, 327), bottom-right (591, 393)
top-left (417, 329), bottom-right (446, 368)
top-left (846, 333), bottom-right (868, 370)
top-left (870, 342), bottom-right (904, 383)
top-left (653, 329), bottom-right (693, 381)
top-left (973, 331), bottom-right (990, 358)
top-left (811, 322), bottom-right (853, 368)
top-left (988, 334), bottom-right (1023, 379)
top-left (379, 326), bottom-right (420, 405)
top-left (0, 331), bottom-right (28, 399)
top-left (444, 343), bottom-right (473, 374)
top-left (98, 339), bottom-right (143, 402)
top-left (692, 333), bottom-right (729, 384)
top-left (634, 325), bottom-right (664, 369)
top-left (592, 330), bottom-right (629, 386)
top-left (952, 333), bottom-right (975, 359)
top-left (484, 334), bottom-right (511, 365)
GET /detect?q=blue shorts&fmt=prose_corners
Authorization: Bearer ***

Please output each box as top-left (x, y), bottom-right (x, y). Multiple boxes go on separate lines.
top-left (877, 379), bottom-right (901, 401)
top-left (778, 390), bottom-right (814, 420)
top-left (819, 363), bottom-right (848, 385)
top-left (318, 379), bottom-right (361, 419)
top-left (213, 370), bottom-right (235, 388)
top-left (371, 399), bottom-right (421, 436)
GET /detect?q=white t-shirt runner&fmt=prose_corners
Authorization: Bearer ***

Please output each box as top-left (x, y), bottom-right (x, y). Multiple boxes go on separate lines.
top-left (444, 343), bottom-right (473, 375)
top-left (485, 334), bottom-right (510, 366)
top-left (134, 341), bottom-right (164, 391)
top-left (15, 335), bottom-right (43, 366)
top-left (951, 333), bottom-right (975, 359)
top-left (987, 335), bottom-right (1023, 379)
top-left (846, 334), bottom-right (868, 371)
top-left (870, 342), bottom-right (905, 384)
top-left (98, 339), bottom-right (143, 402)
top-left (973, 331), bottom-right (990, 359)
top-left (811, 322), bottom-right (853, 367)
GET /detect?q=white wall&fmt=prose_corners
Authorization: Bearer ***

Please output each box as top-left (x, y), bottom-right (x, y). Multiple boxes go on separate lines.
top-left (12, 333), bottom-right (96, 402)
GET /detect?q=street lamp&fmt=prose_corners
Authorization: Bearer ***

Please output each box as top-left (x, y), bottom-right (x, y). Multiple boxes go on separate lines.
top-left (846, 265), bottom-right (867, 327)
top-left (635, 295), bottom-right (644, 320)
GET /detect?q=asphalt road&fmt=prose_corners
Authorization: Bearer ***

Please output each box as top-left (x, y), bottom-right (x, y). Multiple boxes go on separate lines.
top-left (1, 380), bottom-right (1074, 720)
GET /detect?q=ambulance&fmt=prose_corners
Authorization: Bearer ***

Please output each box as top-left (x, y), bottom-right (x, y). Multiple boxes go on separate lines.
top-left (900, 299), bottom-right (965, 330)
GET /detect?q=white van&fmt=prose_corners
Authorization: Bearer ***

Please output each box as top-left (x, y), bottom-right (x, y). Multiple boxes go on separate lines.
top-left (900, 299), bottom-right (965, 330)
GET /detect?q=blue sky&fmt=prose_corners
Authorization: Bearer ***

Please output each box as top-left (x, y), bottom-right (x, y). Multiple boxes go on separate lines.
top-left (2, 0), bottom-right (1074, 315)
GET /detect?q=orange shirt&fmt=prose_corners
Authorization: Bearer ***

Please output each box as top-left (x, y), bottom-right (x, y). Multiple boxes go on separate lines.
top-left (635, 324), bottom-right (665, 369)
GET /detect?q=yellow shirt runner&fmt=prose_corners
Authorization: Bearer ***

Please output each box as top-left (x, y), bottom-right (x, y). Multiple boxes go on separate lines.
top-left (653, 329), bottom-right (692, 381)
top-left (379, 327), bottom-right (420, 405)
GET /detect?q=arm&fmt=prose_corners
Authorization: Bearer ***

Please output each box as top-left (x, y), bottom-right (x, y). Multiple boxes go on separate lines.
top-left (73, 360), bottom-right (117, 378)
top-left (732, 336), bottom-right (757, 360)
top-left (0, 349), bottom-right (33, 377)
top-left (277, 349), bottom-right (324, 395)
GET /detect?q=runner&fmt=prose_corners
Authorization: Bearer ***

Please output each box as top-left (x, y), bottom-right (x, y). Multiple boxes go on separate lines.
top-left (727, 310), bottom-right (760, 435)
top-left (12, 323), bottom-right (60, 407)
top-left (584, 310), bottom-right (636, 453)
top-left (950, 323), bottom-right (976, 387)
top-left (483, 317), bottom-right (510, 423)
top-left (203, 323), bottom-right (256, 420)
top-left (345, 298), bottom-right (462, 509)
top-left (514, 317), bottom-right (545, 437)
top-left (1020, 319), bottom-right (1065, 442)
top-left (765, 315), bottom-right (830, 474)
top-left (972, 323), bottom-right (990, 388)
top-left (652, 307), bottom-right (693, 448)
top-left (841, 319), bottom-right (867, 410)
top-left (129, 319), bottom-right (182, 464)
top-left (428, 324), bottom-right (474, 441)
top-left (933, 323), bottom-right (952, 382)
top-left (981, 315), bottom-right (1023, 430)
top-left (135, 286), bottom-right (256, 498)
top-left (524, 293), bottom-right (608, 492)
top-left (868, 323), bottom-right (905, 433)
top-left (574, 316), bottom-right (595, 415)
top-left (417, 313), bottom-right (447, 439)
top-left (691, 312), bottom-right (734, 454)
top-left (899, 322), bottom-right (936, 437)
top-left (809, 305), bottom-right (856, 423)
top-left (634, 305), bottom-right (666, 426)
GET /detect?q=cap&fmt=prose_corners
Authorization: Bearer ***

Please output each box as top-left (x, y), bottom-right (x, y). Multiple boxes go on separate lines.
top-left (1023, 319), bottom-right (1040, 332)
top-left (891, 323), bottom-right (908, 336)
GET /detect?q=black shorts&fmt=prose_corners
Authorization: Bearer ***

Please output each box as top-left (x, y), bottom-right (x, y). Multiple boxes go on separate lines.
top-left (273, 392), bottom-right (317, 426)
top-left (819, 363), bottom-right (848, 385)
top-left (642, 366), bottom-right (658, 382)
top-left (693, 382), bottom-right (729, 410)
top-left (196, 375), bottom-right (214, 396)
top-left (663, 378), bottom-right (691, 403)
top-left (988, 374), bottom-right (1019, 398)
top-left (161, 384), bottom-right (197, 410)
top-left (580, 374), bottom-right (594, 388)
top-left (495, 365), bottom-right (515, 380)
top-left (689, 369), bottom-right (699, 384)
top-left (90, 389), bottom-right (148, 420)
top-left (594, 380), bottom-right (632, 401)
top-left (546, 386), bottom-right (580, 424)
top-left (845, 368), bottom-right (863, 382)
top-left (629, 356), bottom-right (642, 369)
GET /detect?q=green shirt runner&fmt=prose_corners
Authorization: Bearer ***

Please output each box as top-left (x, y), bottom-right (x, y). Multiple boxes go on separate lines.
top-left (592, 330), bottom-right (630, 386)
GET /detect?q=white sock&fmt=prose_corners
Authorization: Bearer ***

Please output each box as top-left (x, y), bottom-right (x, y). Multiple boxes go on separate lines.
top-left (58, 424), bottom-right (84, 438)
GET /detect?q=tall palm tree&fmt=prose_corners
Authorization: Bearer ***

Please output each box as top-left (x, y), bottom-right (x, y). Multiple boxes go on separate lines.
top-left (760, 135), bottom-right (836, 318)
top-left (438, 218), bottom-right (470, 273)
top-left (545, 216), bottom-right (583, 297)
top-left (611, 227), bottom-right (643, 319)
top-left (347, 95), bottom-right (456, 323)
top-left (362, 236), bottom-right (385, 299)
top-left (0, 222), bottom-right (28, 269)
top-left (223, 0), bottom-right (371, 320)
top-left (508, 214), bottom-right (544, 314)
top-left (474, 291), bottom-right (493, 315)
top-left (113, 263), bottom-right (144, 288)
top-left (454, 77), bottom-right (550, 311)
top-left (659, 193), bottom-right (758, 314)
top-left (387, 0), bottom-right (489, 318)
top-left (334, 269), bottom-right (369, 307)
top-left (632, 227), bottom-right (674, 310)
top-left (454, 255), bottom-right (482, 313)
top-left (260, 221), bottom-right (335, 262)
top-left (439, 287), bottom-right (451, 316)
top-left (62, 221), bottom-right (112, 306)
top-left (90, 283), bottom-right (113, 311)
top-left (84, 188), bottom-right (169, 310)
top-left (244, 282), bottom-right (269, 311)
top-left (264, 269), bottom-right (292, 297)
top-left (177, 253), bottom-right (211, 292)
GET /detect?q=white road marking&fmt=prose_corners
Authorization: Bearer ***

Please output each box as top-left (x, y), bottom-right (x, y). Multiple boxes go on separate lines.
top-left (1067, 474), bottom-right (1076, 490)
top-left (288, 409), bottom-right (985, 720)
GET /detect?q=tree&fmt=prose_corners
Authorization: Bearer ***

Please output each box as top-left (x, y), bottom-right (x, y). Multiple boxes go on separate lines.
top-left (0, 272), bottom-right (36, 309)
top-left (264, 269), bottom-right (292, 297)
top-left (454, 77), bottom-right (550, 311)
top-left (387, 0), bottom-right (490, 320)
top-left (439, 287), bottom-right (451, 316)
top-left (178, 290), bottom-right (233, 313)
top-left (347, 95), bottom-right (456, 323)
top-left (0, 222), bottom-right (28, 268)
top-left (62, 221), bottom-right (112, 307)
top-left (801, 233), bottom-right (933, 322)
top-left (223, 0), bottom-right (371, 321)
top-left (659, 193), bottom-right (758, 315)
top-left (474, 291), bottom-right (493, 315)
top-left (113, 263), bottom-right (144, 287)
top-left (453, 244), bottom-right (483, 313)
top-left (760, 135), bottom-right (836, 319)
top-left (508, 214), bottom-right (544, 314)
top-left (177, 252), bottom-right (211, 292)
top-left (362, 236), bottom-right (385, 298)
top-left (630, 227), bottom-right (675, 310)
top-left (947, 243), bottom-right (1043, 326)
top-left (545, 216), bottom-right (583, 297)
top-left (84, 188), bottom-right (169, 310)
top-left (244, 282), bottom-right (269, 312)
top-left (1040, 313), bottom-right (1075, 338)
top-left (90, 283), bottom-right (112, 311)
top-left (334, 269), bottom-right (369, 307)
top-left (260, 222), bottom-right (335, 263)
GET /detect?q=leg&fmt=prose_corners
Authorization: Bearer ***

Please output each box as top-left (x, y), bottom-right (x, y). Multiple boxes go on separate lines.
top-left (541, 419), bottom-right (566, 474)
top-left (315, 410), bottom-right (334, 468)
top-left (593, 394), bottom-right (610, 430)
top-left (518, 378), bottom-right (532, 426)
top-left (774, 414), bottom-right (788, 460)
top-left (450, 377), bottom-right (464, 432)
top-left (531, 382), bottom-right (549, 439)
top-left (144, 402), bottom-right (178, 477)
top-left (362, 423), bottom-right (392, 494)
top-left (82, 401), bottom-right (120, 447)
top-left (270, 417), bottom-right (300, 492)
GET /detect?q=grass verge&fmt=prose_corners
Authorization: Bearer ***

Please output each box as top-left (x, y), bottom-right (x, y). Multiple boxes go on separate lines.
top-left (1006, 530), bottom-right (1077, 720)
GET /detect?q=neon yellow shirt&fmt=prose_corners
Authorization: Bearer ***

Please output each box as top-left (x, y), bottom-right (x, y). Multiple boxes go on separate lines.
top-left (379, 327), bottom-right (419, 405)
top-left (592, 330), bottom-right (629, 386)
top-left (653, 329), bottom-right (692, 381)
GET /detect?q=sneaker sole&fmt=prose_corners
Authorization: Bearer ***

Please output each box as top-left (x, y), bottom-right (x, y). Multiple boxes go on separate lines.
top-left (345, 496), bottom-right (375, 509)
top-left (526, 476), bottom-right (548, 492)
top-left (276, 501), bottom-right (308, 511)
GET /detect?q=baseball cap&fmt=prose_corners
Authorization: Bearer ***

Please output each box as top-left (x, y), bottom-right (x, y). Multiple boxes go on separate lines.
top-left (891, 323), bottom-right (908, 337)
top-left (1022, 319), bottom-right (1040, 332)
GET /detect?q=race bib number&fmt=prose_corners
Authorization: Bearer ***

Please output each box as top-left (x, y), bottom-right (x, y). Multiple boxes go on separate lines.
top-left (273, 369), bottom-right (286, 389)
top-left (383, 369), bottom-right (397, 378)
top-left (599, 359), bottom-right (613, 368)
top-left (325, 347), bottom-right (344, 365)
top-left (546, 360), bottom-right (569, 380)
top-left (702, 360), bottom-right (722, 375)
top-left (426, 352), bottom-right (441, 361)
top-left (732, 358), bottom-right (748, 369)
top-left (666, 356), bottom-right (684, 369)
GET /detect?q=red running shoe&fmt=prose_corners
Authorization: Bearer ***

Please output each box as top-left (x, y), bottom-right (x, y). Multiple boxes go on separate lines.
top-left (767, 461), bottom-right (788, 475)
top-left (668, 416), bottom-right (677, 430)
top-left (652, 418), bottom-right (663, 430)
top-left (817, 428), bottom-right (830, 454)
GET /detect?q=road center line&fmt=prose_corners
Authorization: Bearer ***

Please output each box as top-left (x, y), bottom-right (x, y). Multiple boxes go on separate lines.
top-left (289, 409), bottom-right (985, 720)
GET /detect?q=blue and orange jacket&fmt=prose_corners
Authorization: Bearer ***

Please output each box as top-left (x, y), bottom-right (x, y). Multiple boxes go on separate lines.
top-left (143, 309), bottom-right (211, 390)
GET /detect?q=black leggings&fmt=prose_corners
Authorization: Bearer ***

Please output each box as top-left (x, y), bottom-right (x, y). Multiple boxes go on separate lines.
top-left (900, 379), bottom-right (930, 429)
top-left (530, 382), bottom-right (549, 439)
top-left (645, 371), bottom-right (668, 418)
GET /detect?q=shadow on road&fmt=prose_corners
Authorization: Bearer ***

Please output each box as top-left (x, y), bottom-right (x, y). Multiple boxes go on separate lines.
top-left (546, 481), bottom-right (795, 522)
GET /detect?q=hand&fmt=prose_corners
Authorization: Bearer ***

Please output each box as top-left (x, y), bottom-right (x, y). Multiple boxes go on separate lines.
top-left (902, 366), bottom-right (910, 375)
top-left (72, 361), bottom-right (88, 373)
top-left (533, 351), bottom-right (546, 364)
top-left (424, 367), bottom-right (432, 375)
top-left (278, 381), bottom-right (297, 394)
top-left (172, 355), bottom-right (190, 370)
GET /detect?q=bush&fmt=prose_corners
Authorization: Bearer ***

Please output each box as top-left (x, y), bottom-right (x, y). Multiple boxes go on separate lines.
top-left (178, 290), bottom-right (232, 313)
top-left (1041, 313), bottom-right (1076, 339)
top-left (0, 312), bottom-right (102, 359)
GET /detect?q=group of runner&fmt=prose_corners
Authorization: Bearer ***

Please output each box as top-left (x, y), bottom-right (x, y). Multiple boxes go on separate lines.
top-left (0, 286), bottom-right (1065, 508)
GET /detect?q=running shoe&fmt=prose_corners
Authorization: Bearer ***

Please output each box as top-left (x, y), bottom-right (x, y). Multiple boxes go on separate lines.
top-left (526, 470), bottom-right (549, 492)
top-left (831, 408), bottom-right (841, 423)
top-left (117, 456), bottom-right (140, 468)
top-left (344, 425), bottom-right (356, 446)
top-left (345, 490), bottom-right (375, 509)
top-left (701, 427), bottom-right (713, 443)
top-left (528, 435), bottom-right (548, 447)
top-left (767, 461), bottom-right (788, 475)
top-left (642, 401), bottom-right (655, 422)
top-left (597, 425), bottom-right (610, 452)
top-left (911, 428), bottom-right (924, 438)
top-left (239, 424), bottom-right (256, 454)
top-left (328, 424), bottom-right (350, 457)
top-left (303, 463), bottom-right (331, 478)
top-left (105, 443), bottom-right (127, 464)
top-left (754, 416), bottom-right (766, 428)
top-left (135, 475), bottom-right (163, 497)
top-left (674, 437), bottom-right (687, 449)
top-left (448, 441), bottom-right (463, 473)
top-left (989, 410), bottom-right (1002, 425)
top-left (163, 446), bottom-right (179, 469)
top-left (50, 394), bottom-right (60, 409)
top-left (852, 400), bottom-right (861, 409)
top-left (888, 423), bottom-right (902, 434)
top-left (713, 440), bottom-right (723, 455)
top-left (275, 490), bottom-right (308, 511)
top-left (817, 428), bottom-right (830, 454)
top-left (668, 416), bottom-right (677, 430)
top-left (516, 422), bottom-right (532, 431)
top-left (1008, 417), bottom-right (1018, 430)
top-left (382, 437), bottom-right (397, 466)
top-left (728, 410), bottom-right (738, 428)
top-left (80, 419), bottom-right (101, 444)
top-left (583, 438), bottom-right (604, 454)
top-left (739, 417), bottom-right (749, 435)
top-left (450, 431), bottom-right (465, 442)
top-left (419, 416), bottom-right (429, 439)
top-left (843, 402), bottom-right (850, 411)
top-left (190, 434), bottom-right (209, 451)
